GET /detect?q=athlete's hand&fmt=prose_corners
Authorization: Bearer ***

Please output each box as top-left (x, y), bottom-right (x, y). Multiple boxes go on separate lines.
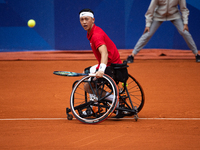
top-left (95, 70), bottom-right (104, 78)
top-left (183, 24), bottom-right (189, 32)
top-left (143, 27), bottom-right (150, 34)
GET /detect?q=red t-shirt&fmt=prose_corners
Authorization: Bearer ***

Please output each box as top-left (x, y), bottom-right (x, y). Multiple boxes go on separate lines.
top-left (87, 24), bottom-right (122, 66)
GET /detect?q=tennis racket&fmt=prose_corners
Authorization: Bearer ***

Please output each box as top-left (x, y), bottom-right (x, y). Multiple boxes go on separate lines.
top-left (53, 71), bottom-right (88, 76)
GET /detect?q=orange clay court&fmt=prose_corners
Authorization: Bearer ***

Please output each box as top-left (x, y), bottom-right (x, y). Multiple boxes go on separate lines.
top-left (0, 49), bottom-right (200, 149)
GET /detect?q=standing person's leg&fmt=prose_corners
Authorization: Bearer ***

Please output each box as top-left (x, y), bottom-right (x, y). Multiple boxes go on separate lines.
top-left (171, 19), bottom-right (200, 62)
top-left (127, 20), bottom-right (163, 63)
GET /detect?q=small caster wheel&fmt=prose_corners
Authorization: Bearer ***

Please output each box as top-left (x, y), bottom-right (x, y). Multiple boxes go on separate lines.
top-left (134, 114), bottom-right (138, 122)
top-left (67, 114), bottom-right (73, 120)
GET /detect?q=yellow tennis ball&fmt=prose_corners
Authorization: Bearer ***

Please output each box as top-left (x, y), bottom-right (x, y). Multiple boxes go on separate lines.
top-left (28, 19), bottom-right (36, 28)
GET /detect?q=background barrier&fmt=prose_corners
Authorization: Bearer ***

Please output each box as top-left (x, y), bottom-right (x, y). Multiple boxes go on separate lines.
top-left (0, 0), bottom-right (199, 52)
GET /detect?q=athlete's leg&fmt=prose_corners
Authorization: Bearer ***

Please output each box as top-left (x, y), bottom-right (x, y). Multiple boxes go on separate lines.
top-left (132, 20), bottom-right (163, 55)
top-left (171, 18), bottom-right (198, 55)
top-left (84, 66), bottom-right (114, 100)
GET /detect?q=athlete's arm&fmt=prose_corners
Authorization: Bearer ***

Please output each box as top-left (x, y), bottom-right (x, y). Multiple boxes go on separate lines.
top-left (98, 45), bottom-right (108, 65)
top-left (179, 0), bottom-right (189, 25)
top-left (96, 44), bottom-right (108, 78)
top-left (145, 0), bottom-right (157, 27)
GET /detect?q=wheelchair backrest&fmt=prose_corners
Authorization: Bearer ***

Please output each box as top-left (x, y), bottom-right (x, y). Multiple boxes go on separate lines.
top-left (110, 61), bottom-right (129, 83)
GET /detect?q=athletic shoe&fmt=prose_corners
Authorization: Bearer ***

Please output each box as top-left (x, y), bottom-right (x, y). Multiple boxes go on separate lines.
top-left (82, 110), bottom-right (92, 116)
top-left (112, 111), bottom-right (125, 118)
top-left (82, 106), bottom-right (102, 116)
top-left (126, 55), bottom-right (134, 63)
top-left (196, 54), bottom-right (200, 62)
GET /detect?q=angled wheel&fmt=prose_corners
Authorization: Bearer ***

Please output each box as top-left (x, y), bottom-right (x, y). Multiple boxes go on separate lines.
top-left (70, 74), bottom-right (119, 124)
top-left (117, 74), bottom-right (145, 113)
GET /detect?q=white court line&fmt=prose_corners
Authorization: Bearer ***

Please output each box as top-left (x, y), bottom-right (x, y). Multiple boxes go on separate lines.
top-left (0, 118), bottom-right (200, 121)
top-left (139, 118), bottom-right (200, 120)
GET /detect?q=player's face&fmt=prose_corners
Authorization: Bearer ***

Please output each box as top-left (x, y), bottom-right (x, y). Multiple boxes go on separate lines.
top-left (80, 16), bottom-right (94, 33)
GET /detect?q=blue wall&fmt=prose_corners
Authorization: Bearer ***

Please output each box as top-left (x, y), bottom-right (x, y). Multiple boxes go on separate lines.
top-left (0, 0), bottom-right (200, 52)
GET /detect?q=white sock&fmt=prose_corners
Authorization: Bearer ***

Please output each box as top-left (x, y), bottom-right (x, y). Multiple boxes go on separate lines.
top-left (105, 92), bottom-right (119, 115)
top-left (105, 92), bottom-right (114, 101)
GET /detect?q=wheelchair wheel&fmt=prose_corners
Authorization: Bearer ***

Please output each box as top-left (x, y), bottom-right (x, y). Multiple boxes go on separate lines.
top-left (70, 74), bottom-right (119, 124)
top-left (118, 74), bottom-right (144, 113)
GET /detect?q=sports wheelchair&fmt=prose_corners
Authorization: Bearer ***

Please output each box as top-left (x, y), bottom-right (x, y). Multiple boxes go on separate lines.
top-left (66, 61), bottom-right (145, 124)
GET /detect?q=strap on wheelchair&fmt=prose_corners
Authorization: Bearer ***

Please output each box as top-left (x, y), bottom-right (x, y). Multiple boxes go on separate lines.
top-left (111, 61), bottom-right (129, 70)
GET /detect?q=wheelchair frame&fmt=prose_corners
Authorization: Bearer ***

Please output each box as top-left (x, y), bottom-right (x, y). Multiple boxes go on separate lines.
top-left (66, 62), bottom-right (145, 124)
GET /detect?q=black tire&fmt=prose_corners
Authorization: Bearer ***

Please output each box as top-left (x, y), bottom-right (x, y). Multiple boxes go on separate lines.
top-left (67, 114), bottom-right (73, 120)
top-left (117, 74), bottom-right (145, 113)
top-left (70, 74), bottom-right (119, 124)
